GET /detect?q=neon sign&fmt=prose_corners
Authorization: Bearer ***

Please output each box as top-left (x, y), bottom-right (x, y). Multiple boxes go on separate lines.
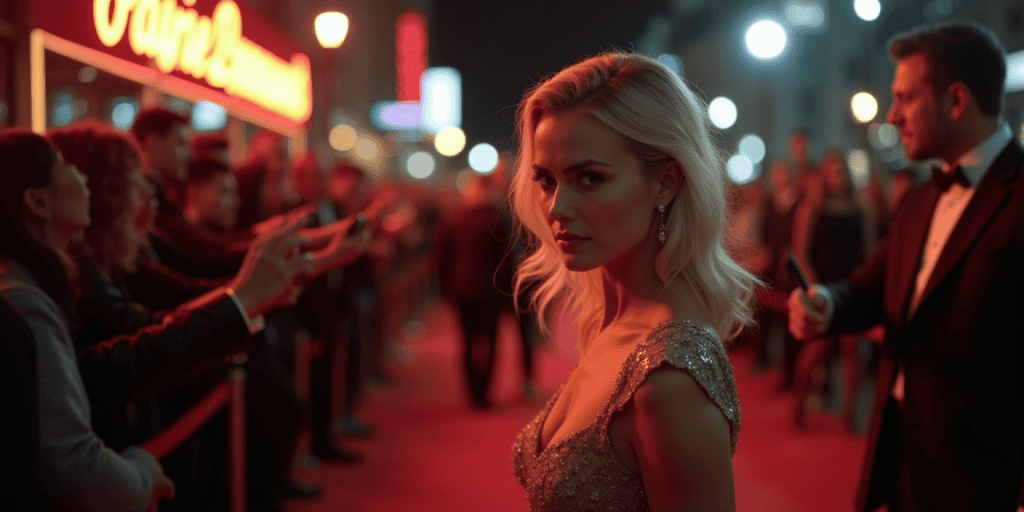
top-left (93, 0), bottom-right (312, 123)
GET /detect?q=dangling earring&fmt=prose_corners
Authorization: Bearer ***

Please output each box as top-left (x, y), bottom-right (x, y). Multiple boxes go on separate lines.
top-left (657, 204), bottom-right (667, 244)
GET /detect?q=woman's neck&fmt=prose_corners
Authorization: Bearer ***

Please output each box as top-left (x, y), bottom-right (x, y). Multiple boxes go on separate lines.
top-left (600, 238), bottom-right (673, 331)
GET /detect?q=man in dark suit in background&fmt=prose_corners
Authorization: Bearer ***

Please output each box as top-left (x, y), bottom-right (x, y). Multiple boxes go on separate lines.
top-left (789, 22), bottom-right (1024, 512)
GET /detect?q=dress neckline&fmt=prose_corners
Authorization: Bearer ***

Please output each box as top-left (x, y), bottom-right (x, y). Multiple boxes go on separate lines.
top-left (534, 319), bottom-right (710, 456)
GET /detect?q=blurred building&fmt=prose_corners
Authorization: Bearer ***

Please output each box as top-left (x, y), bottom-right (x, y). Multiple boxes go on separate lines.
top-left (664, 0), bottom-right (1023, 178)
top-left (0, 0), bottom-right (426, 171)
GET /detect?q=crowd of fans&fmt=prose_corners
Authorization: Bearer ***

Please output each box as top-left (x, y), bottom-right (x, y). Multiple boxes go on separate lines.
top-left (0, 108), bottom-right (457, 512)
top-left (729, 130), bottom-right (917, 436)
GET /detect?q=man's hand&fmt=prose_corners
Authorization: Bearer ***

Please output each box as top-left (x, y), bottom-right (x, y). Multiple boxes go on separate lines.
top-left (787, 286), bottom-right (830, 341)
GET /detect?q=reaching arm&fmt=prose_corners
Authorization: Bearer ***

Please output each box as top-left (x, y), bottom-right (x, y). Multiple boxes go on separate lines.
top-left (630, 366), bottom-right (736, 512)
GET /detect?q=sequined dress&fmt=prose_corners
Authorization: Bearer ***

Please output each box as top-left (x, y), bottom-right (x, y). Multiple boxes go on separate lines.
top-left (510, 321), bottom-right (740, 512)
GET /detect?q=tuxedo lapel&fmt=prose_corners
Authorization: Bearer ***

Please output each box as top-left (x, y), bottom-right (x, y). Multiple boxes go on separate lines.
top-left (916, 143), bottom-right (1022, 311)
top-left (895, 184), bottom-right (940, 326)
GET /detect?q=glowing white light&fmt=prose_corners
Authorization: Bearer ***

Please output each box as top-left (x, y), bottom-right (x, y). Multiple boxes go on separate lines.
top-left (847, 149), bottom-right (870, 188)
top-left (468, 143), bottom-right (499, 174)
top-left (315, 11), bottom-right (350, 48)
top-left (745, 19), bottom-right (787, 60)
top-left (738, 134), bottom-right (766, 164)
top-left (853, 0), bottom-right (881, 22)
top-left (784, 0), bottom-right (826, 28)
top-left (78, 66), bottom-right (98, 83)
top-left (1006, 50), bottom-right (1024, 93)
top-left (727, 154), bottom-right (756, 184)
top-left (191, 101), bottom-right (226, 131)
top-left (110, 97), bottom-right (138, 130)
top-left (406, 151), bottom-right (435, 179)
top-left (434, 126), bottom-right (466, 157)
top-left (656, 54), bottom-right (684, 76)
top-left (421, 67), bottom-right (462, 133)
top-left (851, 92), bottom-right (878, 123)
top-left (708, 97), bottom-right (737, 130)
top-left (329, 124), bottom-right (358, 152)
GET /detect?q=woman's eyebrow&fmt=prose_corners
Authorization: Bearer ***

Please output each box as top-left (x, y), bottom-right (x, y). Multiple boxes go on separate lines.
top-left (532, 159), bottom-right (611, 174)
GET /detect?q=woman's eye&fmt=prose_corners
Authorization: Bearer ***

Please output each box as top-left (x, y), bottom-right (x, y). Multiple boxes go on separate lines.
top-left (532, 174), bottom-right (555, 188)
top-left (579, 172), bottom-right (604, 186)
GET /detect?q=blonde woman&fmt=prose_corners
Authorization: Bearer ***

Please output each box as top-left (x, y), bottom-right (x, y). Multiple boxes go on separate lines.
top-left (510, 52), bottom-right (758, 511)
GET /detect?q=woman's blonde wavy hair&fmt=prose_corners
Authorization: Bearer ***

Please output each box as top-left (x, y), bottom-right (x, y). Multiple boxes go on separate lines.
top-left (510, 52), bottom-right (758, 348)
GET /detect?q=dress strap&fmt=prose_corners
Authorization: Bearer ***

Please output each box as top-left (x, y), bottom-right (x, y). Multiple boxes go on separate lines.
top-left (599, 320), bottom-right (741, 453)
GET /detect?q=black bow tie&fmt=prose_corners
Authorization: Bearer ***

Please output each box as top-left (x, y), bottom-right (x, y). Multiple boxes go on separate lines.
top-left (932, 165), bottom-right (969, 191)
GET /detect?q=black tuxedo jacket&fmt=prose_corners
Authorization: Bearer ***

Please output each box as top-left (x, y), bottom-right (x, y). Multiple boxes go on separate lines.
top-left (825, 141), bottom-right (1024, 512)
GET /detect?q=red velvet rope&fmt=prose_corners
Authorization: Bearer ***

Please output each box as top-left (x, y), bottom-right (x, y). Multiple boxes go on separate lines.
top-left (141, 379), bottom-right (232, 460)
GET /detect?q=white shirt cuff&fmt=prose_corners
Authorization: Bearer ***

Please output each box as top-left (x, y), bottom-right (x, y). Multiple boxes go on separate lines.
top-left (224, 288), bottom-right (266, 335)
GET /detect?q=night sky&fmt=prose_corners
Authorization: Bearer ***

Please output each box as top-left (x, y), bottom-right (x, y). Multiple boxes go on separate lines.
top-left (432, 0), bottom-right (671, 153)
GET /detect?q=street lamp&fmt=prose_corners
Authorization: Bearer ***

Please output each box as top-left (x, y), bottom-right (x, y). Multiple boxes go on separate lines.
top-left (315, 11), bottom-right (349, 48)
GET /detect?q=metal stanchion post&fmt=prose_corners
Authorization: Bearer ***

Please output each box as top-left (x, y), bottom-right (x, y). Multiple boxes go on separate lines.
top-left (229, 364), bottom-right (247, 512)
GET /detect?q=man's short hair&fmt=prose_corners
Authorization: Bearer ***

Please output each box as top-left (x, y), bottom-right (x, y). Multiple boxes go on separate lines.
top-left (190, 133), bottom-right (229, 158)
top-left (887, 21), bottom-right (1006, 116)
top-left (131, 107), bottom-right (189, 146)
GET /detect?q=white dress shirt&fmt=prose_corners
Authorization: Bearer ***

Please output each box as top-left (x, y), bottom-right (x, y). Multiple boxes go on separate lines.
top-left (892, 123), bottom-right (1014, 404)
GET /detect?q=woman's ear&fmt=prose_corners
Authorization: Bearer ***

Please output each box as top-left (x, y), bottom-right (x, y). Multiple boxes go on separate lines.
top-left (654, 160), bottom-right (684, 205)
top-left (23, 187), bottom-right (52, 221)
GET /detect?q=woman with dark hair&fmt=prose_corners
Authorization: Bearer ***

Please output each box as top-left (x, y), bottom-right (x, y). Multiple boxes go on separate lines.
top-left (0, 128), bottom-right (174, 511)
top-left (790, 150), bottom-right (878, 431)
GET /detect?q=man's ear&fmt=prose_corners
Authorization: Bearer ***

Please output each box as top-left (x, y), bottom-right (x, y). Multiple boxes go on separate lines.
top-left (654, 160), bottom-right (684, 206)
top-left (22, 187), bottom-right (51, 221)
top-left (945, 82), bottom-right (970, 122)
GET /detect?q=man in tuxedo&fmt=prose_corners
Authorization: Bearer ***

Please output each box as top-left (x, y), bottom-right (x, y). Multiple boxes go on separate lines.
top-left (788, 22), bottom-right (1024, 512)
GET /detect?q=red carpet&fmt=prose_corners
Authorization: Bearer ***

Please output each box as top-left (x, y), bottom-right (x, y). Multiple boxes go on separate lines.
top-left (289, 302), bottom-right (867, 512)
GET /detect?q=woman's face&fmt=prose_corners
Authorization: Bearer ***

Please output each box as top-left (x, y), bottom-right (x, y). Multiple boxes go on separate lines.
top-left (531, 109), bottom-right (661, 272)
top-left (821, 155), bottom-right (847, 195)
top-left (46, 152), bottom-right (91, 236)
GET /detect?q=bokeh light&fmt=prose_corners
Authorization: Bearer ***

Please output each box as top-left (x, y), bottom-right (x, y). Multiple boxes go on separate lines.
top-left (52, 93), bottom-right (74, 126)
top-left (407, 151), bottom-right (435, 179)
top-left (853, 0), bottom-right (881, 22)
top-left (727, 154), bottom-right (756, 184)
top-left (434, 126), bottom-right (466, 157)
top-left (329, 124), bottom-right (358, 152)
top-left (354, 136), bottom-right (380, 163)
top-left (78, 66), bottom-right (98, 83)
top-left (847, 149), bottom-right (870, 188)
top-left (110, 97), bottom-right (138, 130)
top-left (468, 143), bottom-right (499, 174)
top-left (745, 19), bottom-right (787, 60)
top-left (191, 101), bottom-right (226, 131)
top-left (708, 97), bottom-right (737, 130)
top-left (851, 92), bottom-right (878, 123)
top-left (738, 134), bottom-right (766, 164)
top-left (314, 11), bottom-right (349, 48)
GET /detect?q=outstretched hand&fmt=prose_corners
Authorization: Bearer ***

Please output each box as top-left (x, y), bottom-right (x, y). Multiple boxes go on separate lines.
top-left (230, 213), bottom-right (314, 317)
top-left (309, 213), bottom-right (373, 276)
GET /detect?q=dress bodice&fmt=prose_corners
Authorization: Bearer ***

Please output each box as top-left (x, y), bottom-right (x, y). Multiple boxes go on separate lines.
top-left (510, 321), bottom-right (740, 511)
